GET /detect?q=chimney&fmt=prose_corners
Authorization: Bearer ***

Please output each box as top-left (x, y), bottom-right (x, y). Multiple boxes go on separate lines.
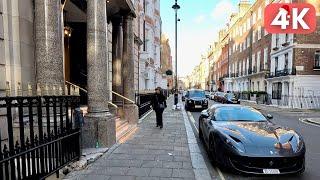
top-left (238, 0), bottom-right (251, 16)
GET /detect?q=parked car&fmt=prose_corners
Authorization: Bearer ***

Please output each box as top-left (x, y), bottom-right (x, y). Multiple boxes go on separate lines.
top-left (199, 104), bottom-right (305, 175)
top-left (181, 91), bottom-right (187, 101)
top-left (205, 91), bottom-right (210, 99)
top-left (184, 89), bottom-right (208, 111)
top-left (221, 93), bottom-right (240, 104)
top-left (209, 92), bottom-right (215, 100)
top-left (213, 92), bottom-right (225, 103)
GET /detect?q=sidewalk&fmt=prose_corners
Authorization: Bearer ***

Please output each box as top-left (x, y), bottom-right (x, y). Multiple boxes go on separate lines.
top-left (64, 97), bottom-right (210, 180)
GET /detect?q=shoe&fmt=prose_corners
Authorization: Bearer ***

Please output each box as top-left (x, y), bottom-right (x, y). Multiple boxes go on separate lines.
top-left (160, 126), bottom-right (163, 129)
top-left (156, 125), bottom-right (159, 127)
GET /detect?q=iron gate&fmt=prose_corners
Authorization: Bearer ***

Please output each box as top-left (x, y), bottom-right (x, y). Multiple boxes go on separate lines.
top-left (0, 96), bottom-right (81, 180)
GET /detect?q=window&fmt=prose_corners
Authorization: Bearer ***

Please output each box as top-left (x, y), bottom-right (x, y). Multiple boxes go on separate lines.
top-left (272, 82), bottom-right (282, 99)
top-left (284, 53), bottom-right (289, 70)
top-left (257, 51), bottom-right (261, 72)
top-left (275, 57), bottom-right (279, 73)
top-left (252, 54), bottom-right (256, 72)
top-left (264, 48), bottom-right (268, 70)
top-left (257, 81), bottom-right (260, 91)
top-left (315, 51), bottom-right (320, 68)
top-left (252, 12), bottom-right (256, 24)
top-left (285, 34), bottom-right (289, 42)
top-left (275, 34), bottom-right (279, 47)
top-left (258, 7), bottom-right (262, 20)
top-left (264, 27), bottom-right (268, 36)
top-left (258, 26), bottom-right (261, 40)
top-left (252, 82), bottom-right (255, 91)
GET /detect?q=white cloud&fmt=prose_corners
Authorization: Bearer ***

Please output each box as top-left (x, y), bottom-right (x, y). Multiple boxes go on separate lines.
top-left (194, 14), bottom-right (206, 24)
top-left (210, 0), bottom-right (237, 24)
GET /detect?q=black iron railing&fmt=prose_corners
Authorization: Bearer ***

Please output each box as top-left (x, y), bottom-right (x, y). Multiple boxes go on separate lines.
top-left (0, 96), bottom-right (81, 180)
top-left (136, 93), bottom-right (154, 118)
top-left (268, 68), bottom-right (296, 78)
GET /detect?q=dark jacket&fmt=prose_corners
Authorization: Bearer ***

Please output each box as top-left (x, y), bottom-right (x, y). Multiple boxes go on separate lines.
top-left (152, 93), bottom-right (167, 110)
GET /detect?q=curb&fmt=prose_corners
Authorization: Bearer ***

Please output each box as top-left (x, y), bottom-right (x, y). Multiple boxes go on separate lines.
top-left (181, 106), bottom-right (212, 180)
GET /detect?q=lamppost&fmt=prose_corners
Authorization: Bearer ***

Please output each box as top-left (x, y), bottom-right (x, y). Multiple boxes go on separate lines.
top-left (172, 0), bottom-right (180, 107)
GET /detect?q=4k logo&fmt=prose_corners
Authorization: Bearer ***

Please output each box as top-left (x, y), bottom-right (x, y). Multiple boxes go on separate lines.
top-left (265, 3), bottom-right (317, 34)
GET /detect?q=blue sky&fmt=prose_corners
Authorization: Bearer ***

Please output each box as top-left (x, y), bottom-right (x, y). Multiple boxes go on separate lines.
top-left (160, 0), bottom-right (253, 77)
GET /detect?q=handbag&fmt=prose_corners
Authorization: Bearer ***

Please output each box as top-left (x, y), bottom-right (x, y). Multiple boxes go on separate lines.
top-left (156, 95), bottom-right (166, 109)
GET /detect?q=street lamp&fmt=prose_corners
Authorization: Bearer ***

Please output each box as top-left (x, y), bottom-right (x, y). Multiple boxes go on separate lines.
top-left (172, 0), bottom-right (180, 107)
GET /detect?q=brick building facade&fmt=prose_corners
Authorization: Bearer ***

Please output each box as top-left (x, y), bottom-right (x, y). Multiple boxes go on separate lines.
top-left (205, 0), bottom-right (320, 108)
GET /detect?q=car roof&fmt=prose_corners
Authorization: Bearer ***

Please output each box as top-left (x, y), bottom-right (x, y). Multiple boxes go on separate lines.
top-left (209, 104), bottom-right (251, 109)
top-left (188, 89), bottom-right (204, 92)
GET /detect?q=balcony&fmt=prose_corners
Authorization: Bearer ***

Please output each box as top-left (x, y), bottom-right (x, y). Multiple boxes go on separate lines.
top-left (267, 68), bottom-right (296, 78)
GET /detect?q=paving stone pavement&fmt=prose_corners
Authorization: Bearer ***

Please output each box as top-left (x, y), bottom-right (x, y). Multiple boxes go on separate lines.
top-left (64, 98), bottom-right (199, 180)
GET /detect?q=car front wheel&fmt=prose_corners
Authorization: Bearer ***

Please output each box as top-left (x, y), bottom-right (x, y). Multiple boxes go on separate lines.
top-left (208, 137), bottom-right (218, 164)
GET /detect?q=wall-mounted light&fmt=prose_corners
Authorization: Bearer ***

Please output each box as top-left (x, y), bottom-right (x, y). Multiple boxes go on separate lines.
top-left (64, 26), bottom-right (72, 37)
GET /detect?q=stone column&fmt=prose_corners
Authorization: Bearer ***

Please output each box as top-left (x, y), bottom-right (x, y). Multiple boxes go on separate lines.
top-left (35, 0), bottom-right (64, 89)
top-left (82, 0), bottom-right (116, 148)
top-left (112, 16), bottom-right (124, 105)
top-left (122, 14), bottom-right (139, 124)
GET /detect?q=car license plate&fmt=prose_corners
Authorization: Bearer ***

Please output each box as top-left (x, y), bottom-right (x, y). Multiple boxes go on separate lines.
top-left (233, 101), bottom-right (238, 103)
top-left (195, 105), bottom-right (202, 108)
top-left (263, 169), bottom-right (280, 174)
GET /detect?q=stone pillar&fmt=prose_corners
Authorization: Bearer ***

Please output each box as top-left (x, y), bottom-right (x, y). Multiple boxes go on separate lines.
top-left (112, 16), bottom-right (124, 104)
top-left (82, 0), bottom-right (116, 148)
top-left (35, 0), bottom-right (64, 89)
top-left (122, 14), bottom-right (139, 124)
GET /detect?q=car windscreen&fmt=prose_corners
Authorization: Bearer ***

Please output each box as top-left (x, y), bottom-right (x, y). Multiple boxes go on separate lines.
top-left (214, 107), bottom-right (267, 122)
top-left (189, 90), bottom-right (205, 98)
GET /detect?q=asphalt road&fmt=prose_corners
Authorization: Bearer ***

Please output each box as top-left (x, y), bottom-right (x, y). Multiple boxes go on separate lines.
top-left (184, 99), bottom-right (320, 180)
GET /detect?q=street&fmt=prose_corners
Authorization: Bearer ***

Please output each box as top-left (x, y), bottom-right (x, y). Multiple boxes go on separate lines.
top-left (184, 98), bottom-right (320, 180)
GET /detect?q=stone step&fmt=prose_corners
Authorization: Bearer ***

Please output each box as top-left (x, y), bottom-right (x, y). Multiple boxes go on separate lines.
top-left (116, 119), bottom-right (128, 130)
top-left (116, 124), bottom-right (137, 143)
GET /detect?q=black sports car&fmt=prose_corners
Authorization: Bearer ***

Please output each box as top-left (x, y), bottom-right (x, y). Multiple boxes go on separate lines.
top-left (199, 104), bottom-right (305, 175)
top-left (184, 89), bottom-right (208, 111)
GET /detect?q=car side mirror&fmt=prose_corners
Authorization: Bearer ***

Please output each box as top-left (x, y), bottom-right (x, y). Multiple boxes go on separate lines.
top-left (266, 114), bottom-right (273, 120)
top-left (200, 110), bottom-right (209, 118)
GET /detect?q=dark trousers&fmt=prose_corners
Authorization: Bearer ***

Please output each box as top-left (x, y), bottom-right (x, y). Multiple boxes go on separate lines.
top-left (155, 109), bottom-right (164, 126)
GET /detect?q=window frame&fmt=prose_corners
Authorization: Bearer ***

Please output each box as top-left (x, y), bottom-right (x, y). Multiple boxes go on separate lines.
top-left (315, 51), bottom-right (320, 69)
